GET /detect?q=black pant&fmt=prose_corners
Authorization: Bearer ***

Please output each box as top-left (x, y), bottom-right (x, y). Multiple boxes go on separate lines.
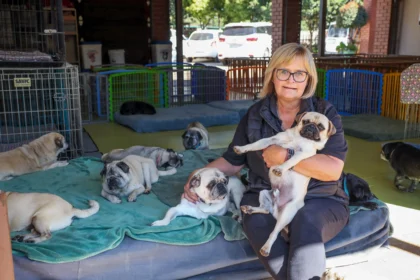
top-left (241, 191), bottom-right (349, 280)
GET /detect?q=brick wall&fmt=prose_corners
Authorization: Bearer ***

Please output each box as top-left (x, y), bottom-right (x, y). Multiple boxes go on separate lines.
top-left (284, 0), bottom-right (301, 44)
top-left (360, 0), bottom-right (392, 54)
top-left (151, 0), bottom-right (169, 42)
top-left (271, 0), bottom-right (283, 51)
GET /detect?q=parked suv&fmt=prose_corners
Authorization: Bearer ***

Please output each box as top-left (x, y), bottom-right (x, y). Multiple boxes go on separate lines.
top-left (325, 22), bottom-right (351, 53)
top-left (184, 29), bottom-right (222, 62)
top-left (218, 22), bottom-right (272, 64)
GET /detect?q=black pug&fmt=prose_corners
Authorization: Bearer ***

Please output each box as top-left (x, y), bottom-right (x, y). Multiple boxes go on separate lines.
top-left (381, 142), bottom-right (420, 192)
top-left (120, 101), bottom-right (156, 115)
top-left (344, 173), bottom-right (378, 210)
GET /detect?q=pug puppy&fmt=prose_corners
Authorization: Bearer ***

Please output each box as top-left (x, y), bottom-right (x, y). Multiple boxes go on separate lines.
top-left (2, 191), bottom-right (99, 243)
top-left (102, 146), bottom-right (183, 170)
top-left (151, 167), bottom-right (246, 226)
top-left (234, 112), bottom-right (336, 257)
top-left (182, 121), bottom-right (209, 150)
top-left (101, 155), bottom-right (177, 203)
top-left (0, 132), bottom-right (69, 181)
top-left (381, 141), bottom-right (420, 192)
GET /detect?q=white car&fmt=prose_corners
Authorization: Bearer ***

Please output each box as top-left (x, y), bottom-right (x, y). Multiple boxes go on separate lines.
top-left (184, 29), bottom-right (222, 62)
top-left (170, 29), bottom-right (188, 62)
top-left (218, 22), bottom-right (272, 64)
top-left (325, 22), bottom-right (351, 54)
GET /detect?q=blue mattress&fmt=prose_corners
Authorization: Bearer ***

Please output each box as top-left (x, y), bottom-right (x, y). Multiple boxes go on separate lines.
top-left (114, 104), bottom-right (241, 133)
top-left (207, 100), bottom-right (257, 118)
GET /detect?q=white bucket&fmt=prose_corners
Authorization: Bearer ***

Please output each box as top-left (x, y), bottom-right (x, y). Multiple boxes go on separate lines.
top-left (80, 42), bottom-right (102, 70)
top-left (108, 49), bottom-right (125, 65)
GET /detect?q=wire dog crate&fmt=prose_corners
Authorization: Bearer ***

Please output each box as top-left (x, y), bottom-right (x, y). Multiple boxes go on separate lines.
top-left (0, 65), bottom-right (83, 159)
top-left (0, 0), bottom-right (65, 67)
top-left (79, 72), bottom-right (108, 123)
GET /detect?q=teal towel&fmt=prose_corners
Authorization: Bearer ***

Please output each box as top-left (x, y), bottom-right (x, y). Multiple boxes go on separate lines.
top-left (0, 148), bottom-right (385, 264)
top-left (0, 153), bottom-right (244, 264)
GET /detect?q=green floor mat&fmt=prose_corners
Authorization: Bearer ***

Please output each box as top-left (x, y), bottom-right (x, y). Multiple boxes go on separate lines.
top-left (84, 123), bottom-right (420, 211)
top-left (341, 114), bottom-right (406, 141)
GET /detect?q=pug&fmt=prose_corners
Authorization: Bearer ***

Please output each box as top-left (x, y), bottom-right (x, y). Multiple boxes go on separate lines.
top-left (102, 146), bottom-right (183, 170)
top-left (2, 191), bottom-right (99, 243)
top-left (119, 101), bottom-right (156, 115)
top-left (151, 167), bottom-right (246, 226)
top-left (345, 173), bottom-right (378, 210)
top-left (101, 155), bottom-right (177, 203)
top-left (0, 132), bottom-right (69, 181)
top-left (182, 121), bottom-right (209, 150)
top-left (234, 111), bottom-right (336, 257)
top-left (381, 141), bottom-right (420, 192)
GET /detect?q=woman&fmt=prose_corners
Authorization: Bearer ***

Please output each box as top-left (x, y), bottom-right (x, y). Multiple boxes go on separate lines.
top-left (183, 43), bottom-right (349, 280)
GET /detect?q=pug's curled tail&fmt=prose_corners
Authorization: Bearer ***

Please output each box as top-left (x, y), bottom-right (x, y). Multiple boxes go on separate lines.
top-left (72, 200), bottom-right (100, 219)
top-left (158, 168), bottom-right (177, 176)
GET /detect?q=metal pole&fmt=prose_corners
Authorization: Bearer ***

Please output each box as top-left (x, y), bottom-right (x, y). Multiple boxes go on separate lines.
top-left (175, 0), bottom-right (184, 99)
top-left (318, 0), bottom-right (327, 57)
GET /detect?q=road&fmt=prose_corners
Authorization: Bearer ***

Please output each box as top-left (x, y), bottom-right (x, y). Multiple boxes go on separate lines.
top-left (177, 58), bottom-right (228, 71)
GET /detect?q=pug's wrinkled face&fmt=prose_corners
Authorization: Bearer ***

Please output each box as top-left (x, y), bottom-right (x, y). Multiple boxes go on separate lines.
top-left (166, 149), bottom-right (184, 168)
top-left (182, 130), bottom-right (203, 150)
top-left (101, 161), bottom-right (131, 193)
top-left (189, 168), bottom-right (230, 204)
top-left (295, 112), bottom-right (336, 142)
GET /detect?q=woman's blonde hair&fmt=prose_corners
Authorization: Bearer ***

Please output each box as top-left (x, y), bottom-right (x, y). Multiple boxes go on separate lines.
top-left (259, 43), bottom-right (318, 99)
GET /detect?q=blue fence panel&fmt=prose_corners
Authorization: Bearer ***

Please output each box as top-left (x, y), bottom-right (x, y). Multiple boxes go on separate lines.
top-left (326, 69), bottom-right (383, 115)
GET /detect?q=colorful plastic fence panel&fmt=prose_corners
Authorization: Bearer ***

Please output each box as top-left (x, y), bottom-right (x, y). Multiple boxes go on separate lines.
top-left (108, 70), bottom-right (168, 121)
top-left (326, 69), bottom-right (383, 115)
top-left (315, 68), bottom-right (326, 99)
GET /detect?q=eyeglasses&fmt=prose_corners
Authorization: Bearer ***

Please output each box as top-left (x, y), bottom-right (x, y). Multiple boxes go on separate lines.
top-left (275, 69), bottom-right (309, 83)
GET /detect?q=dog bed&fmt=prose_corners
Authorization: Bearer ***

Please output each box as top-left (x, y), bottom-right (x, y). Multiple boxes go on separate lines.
top-left (114, 104), bottom-right (241, 133)
top-left (207, 100), bottom-right (257, 119)
top-left (2, 149), bottom-right (390, 279)
top-left (341, 114), bottom-right (406, 141)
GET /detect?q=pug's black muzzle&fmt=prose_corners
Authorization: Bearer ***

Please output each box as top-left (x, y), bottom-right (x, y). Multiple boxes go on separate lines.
top-left (107, 177), bottom-right (121, 191)
top-left (300, 123), bottom-right (320, 141)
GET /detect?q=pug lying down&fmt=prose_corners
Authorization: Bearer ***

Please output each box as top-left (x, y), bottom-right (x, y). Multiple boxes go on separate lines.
top-left (101, 155), bottom-right (177, 203)
top-left (151, 168), bottom-right (246, 226)
top-left (3, 191), bottom-right (99, 243)
top-left (234, 111), bottom-right (336, 257)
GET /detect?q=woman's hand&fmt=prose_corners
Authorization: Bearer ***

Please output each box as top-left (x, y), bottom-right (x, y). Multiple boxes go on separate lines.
top-left (262, 145), bottom-right (288, 168)
top-left (182, 176), bottom-right (199, 203)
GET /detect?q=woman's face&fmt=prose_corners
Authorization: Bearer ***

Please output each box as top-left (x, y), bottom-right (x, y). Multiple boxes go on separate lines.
top-left (272, 56), bottom-right (309, 101)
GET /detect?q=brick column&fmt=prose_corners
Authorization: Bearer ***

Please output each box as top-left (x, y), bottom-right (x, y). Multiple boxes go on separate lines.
top-left (271, 0), bottom-right (283, 51)
top-left (373, 0), bottom-right (392, 54)
top-left (151, 0), bottom-right (169, 42)
top-left (360, 0), bottom-right (392, 54)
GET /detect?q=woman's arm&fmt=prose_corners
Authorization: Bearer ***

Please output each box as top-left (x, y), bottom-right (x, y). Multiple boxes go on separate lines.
top-left (262, 146), bottom-right (344, 181)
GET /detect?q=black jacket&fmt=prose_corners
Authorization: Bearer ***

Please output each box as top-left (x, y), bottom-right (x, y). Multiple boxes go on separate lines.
top-left (223, 94), bottom-right (349, 204)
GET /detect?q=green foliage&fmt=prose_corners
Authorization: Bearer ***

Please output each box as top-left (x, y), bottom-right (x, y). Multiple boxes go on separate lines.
top-left (327, 0), bottom-right (348, 25)
top-left (336, 42), bottom-right (357, 53)
top-left (336, 1), bottom-right (368, 29)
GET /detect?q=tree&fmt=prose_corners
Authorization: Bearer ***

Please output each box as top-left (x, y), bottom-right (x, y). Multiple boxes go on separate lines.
top-left (336, 0), bottom-right (368, 49)
top-left (301, 0), bottom-right (319, 47)
top-left (327, 0), bottom-right (348, 25)
top-left (185, 0), bottom-right (224, 29)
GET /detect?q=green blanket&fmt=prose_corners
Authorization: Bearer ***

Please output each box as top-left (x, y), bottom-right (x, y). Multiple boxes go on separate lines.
top-left (0, 148), bottom-right (387, 264)
top-left (0, 150), bottom-right (245, 264)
